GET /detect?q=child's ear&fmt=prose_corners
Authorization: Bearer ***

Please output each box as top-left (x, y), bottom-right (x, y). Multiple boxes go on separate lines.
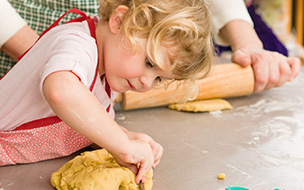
top-left (109, 5), bottom-right (129, 34)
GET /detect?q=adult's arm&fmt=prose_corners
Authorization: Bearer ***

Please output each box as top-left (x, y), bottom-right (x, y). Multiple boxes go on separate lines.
top-left (211, 0), bottom-right (301, 92)
top-left (0, 0), bottom-right (39, 60)
top-left (210, 0), bottom-right (253, 46)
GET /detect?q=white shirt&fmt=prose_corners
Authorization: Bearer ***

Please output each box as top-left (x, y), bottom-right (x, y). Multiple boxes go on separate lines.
top-left (0, 0), bottom-right (27, 47)
top-left (210, 0), bottom-right (253, 45)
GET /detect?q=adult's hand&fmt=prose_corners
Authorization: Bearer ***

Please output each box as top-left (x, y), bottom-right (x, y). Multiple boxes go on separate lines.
top-left (219, 20), bottom-right (301, 92)
top-left (232, 47), bottom-right (301, 92)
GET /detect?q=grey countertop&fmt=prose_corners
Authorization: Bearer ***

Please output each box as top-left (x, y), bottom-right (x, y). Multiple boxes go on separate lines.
top-left (1, 67), bottom-right (304, 190)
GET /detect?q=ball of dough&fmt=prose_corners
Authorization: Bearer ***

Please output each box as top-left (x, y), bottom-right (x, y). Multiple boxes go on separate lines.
top-left (51, 149), bottom-right (153, 190)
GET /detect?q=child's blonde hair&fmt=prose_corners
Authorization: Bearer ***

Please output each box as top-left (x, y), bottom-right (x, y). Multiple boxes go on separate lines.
top-left (98, 0), bottom-right (215, 83)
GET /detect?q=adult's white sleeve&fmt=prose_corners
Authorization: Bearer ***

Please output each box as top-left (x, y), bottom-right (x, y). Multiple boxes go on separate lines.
top-left (210, 0), bottom-right (254, 46)
top-left (0, 0), bottom-right (27, 47)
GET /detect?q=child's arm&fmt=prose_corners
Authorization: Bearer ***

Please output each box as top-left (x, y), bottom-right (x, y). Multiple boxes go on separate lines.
top-left (43, 70), bottom-right (154, 183)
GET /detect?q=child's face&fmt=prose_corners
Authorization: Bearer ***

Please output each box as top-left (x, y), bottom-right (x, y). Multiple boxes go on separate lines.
top-left (102, 37), bottom-right (174, 93)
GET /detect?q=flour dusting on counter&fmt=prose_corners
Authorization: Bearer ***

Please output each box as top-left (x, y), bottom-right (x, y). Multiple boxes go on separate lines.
top-left (116, 113), bottom-right (126, 121)
top-left (209, 110), bottom-right (223, 118)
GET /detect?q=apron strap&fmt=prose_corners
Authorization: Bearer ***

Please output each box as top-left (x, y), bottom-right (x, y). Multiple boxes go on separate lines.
top-left (100, 74), bottom-right (112, 113)
top-left (41, 9), bottom-right (88, 37)
top-left (18, 9), bottom-right (91, 60)
top-left (105, 76), bottom-right (111, 112)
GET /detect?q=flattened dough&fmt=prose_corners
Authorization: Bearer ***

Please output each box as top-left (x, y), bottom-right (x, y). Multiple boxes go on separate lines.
top-left (51, 149), bottom-right (153, 190)
top-left (168, 99), bottom-right (233, 112)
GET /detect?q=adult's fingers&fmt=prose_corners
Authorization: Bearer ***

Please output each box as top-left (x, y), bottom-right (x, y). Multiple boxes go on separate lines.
top-left (251, 53), bottom-right (270, 92)
top-left (287, 57), bottom-right (301, 81)
top-left (275, 54), bottom-right (291, 87)
top-left (264, 54), bottom-right (281, 90)
top-left (231, 49), bottom-right (252, 67)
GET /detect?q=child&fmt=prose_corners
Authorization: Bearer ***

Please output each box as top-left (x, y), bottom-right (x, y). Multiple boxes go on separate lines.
top-left (0, 0), bottom-right (215, 183)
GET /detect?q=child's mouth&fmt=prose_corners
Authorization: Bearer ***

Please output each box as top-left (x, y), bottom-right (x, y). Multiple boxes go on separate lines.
top-left (127, 80), bottom-right (135, 90)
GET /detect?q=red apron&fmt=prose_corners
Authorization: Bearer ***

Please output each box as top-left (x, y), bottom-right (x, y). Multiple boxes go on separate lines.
top-left (0, 9), bottom-right (111, 166)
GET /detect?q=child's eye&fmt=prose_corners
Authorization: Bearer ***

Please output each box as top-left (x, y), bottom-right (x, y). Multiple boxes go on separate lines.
top-left (156, 76), bottom-right (162, 82)
top-left (145, 57), bottom-right (153, 68)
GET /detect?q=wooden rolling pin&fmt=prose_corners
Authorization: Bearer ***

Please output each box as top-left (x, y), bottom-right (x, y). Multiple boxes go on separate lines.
top-left (116, 63), bottom-right (254, 110)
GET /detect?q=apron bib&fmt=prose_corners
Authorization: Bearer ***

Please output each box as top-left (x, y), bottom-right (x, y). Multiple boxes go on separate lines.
top-left (0, 9), bottom-right (110, 166)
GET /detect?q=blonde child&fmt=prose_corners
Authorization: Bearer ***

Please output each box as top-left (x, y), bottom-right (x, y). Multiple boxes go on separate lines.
top-left (0, 0), bottom-right (215, 183)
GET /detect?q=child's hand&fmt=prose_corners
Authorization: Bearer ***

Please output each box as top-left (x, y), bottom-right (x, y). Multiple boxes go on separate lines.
top-left (111, 139), bottom-right (154, 184)
top-left (232, 48), bottom-right (301, 92)
top-left (122, 128), bottom-right (163, 168)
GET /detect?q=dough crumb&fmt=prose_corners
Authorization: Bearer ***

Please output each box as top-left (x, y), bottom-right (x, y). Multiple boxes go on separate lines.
top-left (217, 173), bottom-right (226, 180)
top-left (51, 149), bottom-right (153, 190)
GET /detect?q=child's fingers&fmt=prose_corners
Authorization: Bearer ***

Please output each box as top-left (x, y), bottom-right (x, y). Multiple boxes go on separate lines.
top-left (135, 168), bottom-right (146, 184)
top-left (152, 144), bottom-right (163, 167)
top-left (145, 137), bottom-right (161, 158)
top-left (135, 159), bottom-right (152, 184)
top-left (127, 164), bottom-right (139, 175)
top-left (140, 136), bottom-right (163, 169)
top-left (152, 159), bottom-right (161, 168)
top-left (128, 139), bottom-right (154, 184)
top-left (149, 141), bottom-right (162, 156)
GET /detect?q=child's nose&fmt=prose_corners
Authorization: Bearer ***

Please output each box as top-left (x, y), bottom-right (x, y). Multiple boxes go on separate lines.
top-left (140, 74), bottom-right (158, 91)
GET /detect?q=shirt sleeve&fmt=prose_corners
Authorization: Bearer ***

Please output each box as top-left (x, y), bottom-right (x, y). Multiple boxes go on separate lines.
top-left (0, 0), bottom-right (27, 47)
top-left (40, 29), bottom-right (98, 94)
top-left (210, 0), bottom-right (254, 46)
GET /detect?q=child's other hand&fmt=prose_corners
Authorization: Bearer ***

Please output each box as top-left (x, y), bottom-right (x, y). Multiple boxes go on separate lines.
top-left (123, 130), bottom-right (163, 168)
top-left (111, 139), bottom-right (154, 184)
top-left (232, 48), bottom-right (301, 92)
